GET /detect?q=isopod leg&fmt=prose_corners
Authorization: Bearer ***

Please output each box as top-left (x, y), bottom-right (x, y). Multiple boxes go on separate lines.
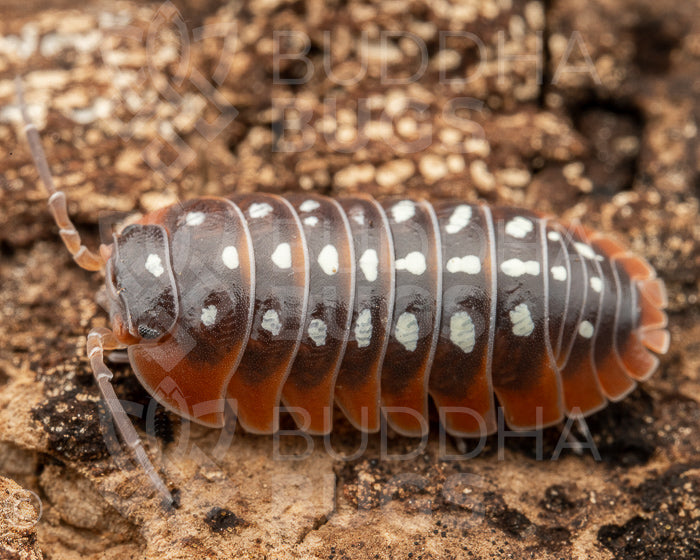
top-left (87, 328), bottom-right (174, 508)
top-left (15, 77), bottom-right (104, 271)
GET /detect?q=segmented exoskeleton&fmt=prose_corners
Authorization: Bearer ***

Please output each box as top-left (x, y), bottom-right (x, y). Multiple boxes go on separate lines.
top-left (16, 79), bottom-right (669, 508)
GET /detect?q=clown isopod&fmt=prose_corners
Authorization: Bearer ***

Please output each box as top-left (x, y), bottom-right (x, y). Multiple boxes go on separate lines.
top-left (15, 78), bottom-right (669, 508)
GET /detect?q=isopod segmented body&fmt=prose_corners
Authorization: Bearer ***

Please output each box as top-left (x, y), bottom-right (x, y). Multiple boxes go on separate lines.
top-left (16, 78), bottom-right (669, 507)
top-left (106, 193), bottom-right (670, 439)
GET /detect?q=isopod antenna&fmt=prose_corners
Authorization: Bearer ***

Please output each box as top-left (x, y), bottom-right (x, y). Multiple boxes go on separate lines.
top-left (15, 77), bottom-right (105, 271)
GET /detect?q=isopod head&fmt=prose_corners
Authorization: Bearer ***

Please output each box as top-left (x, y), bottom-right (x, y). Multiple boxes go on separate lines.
top-left (108, 224), bottom-right (179, 344)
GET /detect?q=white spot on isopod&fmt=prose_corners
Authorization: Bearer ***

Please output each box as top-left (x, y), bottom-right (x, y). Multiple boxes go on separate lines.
top-left (261, 309), bottom-right (282, 336)
top-left (578, 320), bottom-right (594, 339)
top-left (551, 266), bottom-right (567, 281)
top-left (303, 216), bottom-right (319, 227)
top-left (446, 255), bottom-right (481, 274)
top-left (574, 242), bottom-right (598, 260)
top-left (185, 211), bottom-right (205, 226)
top-left (354, 309), bottom-right (373, 348)
top-left (505, 216), bottom-right (533, 239)
top-left (391, 200), bottom-right (415, 223)
top-left (359, 249), bottom-right (378, 282)
top-left (500, 258), bottom-right (540, 277)
top-left (145, 253), bottom-right (164, 277)
top-left (445, 205), bottom-right (472, 234)
top-left (450, 311), bottom-right (476, 353)
top-left (351, 211), bottom-right (365, 225)
top-left (395, 251), bottom-right (427, 275)
top-left (590, 276), bottom-right (602, 293)
top-left (222, 246), bottom-right (239, 270)
top-left (271, 243), bottom-right (292, 269)
top-left (510, 303), bottom-right (534, 337)
top-left (395, 312), bottom-right (419, 351)
top-left (248, 202), bottom-right (273, 219)
top-left (185, 212), bottom-right (205, 226)
top-left (318, 244), bottom-right (339, 275)
top-left (299, 199), bottom-right (320, 212)
top-left (200, 305), bottom-right (217, 327)
top-left (308, 318), bottom-right (327, 346)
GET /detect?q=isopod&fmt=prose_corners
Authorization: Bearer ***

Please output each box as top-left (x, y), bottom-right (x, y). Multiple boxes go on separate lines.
top-left (15, 79), bottom-right (669, 507)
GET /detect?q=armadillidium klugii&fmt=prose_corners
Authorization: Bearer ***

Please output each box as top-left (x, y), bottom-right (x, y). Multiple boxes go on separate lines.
top-left (15, 79), bottom-right (669, 508)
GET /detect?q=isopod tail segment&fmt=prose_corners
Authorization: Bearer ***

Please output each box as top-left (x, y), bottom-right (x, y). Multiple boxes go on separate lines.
top-left (15, 78), bottom-right (175, 508)
top-left (563, 220), bottom-right (670, 406)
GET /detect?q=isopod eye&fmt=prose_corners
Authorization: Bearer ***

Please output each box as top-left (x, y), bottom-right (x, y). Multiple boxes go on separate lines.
top-left (111, 224), bottom-right (179, 341)
top-left (138, 324), bottom-right (162, 340)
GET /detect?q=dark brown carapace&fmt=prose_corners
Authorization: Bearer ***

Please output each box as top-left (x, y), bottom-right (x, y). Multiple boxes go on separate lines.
top-left (16, 79), bottom-right (669, 508)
